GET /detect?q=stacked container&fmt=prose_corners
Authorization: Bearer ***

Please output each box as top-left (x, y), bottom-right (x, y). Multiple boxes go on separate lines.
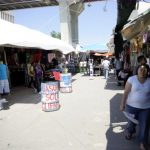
top-left (60, 73), bottom-right (72, 93)
top-left (41, 82), bottom-right (60, 112)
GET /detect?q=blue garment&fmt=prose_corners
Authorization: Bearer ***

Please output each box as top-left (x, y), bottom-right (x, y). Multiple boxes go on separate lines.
top-left (125, 105), bottom-right (150, 145)
top-left (0, 64), bottom-right (7, 80)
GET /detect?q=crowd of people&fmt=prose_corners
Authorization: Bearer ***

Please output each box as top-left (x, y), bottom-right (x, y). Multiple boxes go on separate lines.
top-left (0, 53), bottom-right (150, 149)
top-left (26, 57), bottom-right (62, 94)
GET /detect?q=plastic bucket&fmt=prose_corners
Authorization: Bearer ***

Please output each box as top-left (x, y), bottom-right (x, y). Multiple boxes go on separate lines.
top-left (41, 81), bottom-right (60, 112)
top-left (60, 73), bottom-right (72, 93)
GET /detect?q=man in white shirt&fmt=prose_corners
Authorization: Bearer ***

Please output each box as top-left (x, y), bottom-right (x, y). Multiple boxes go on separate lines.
top-left (102, 57), bottom-right (110, 79)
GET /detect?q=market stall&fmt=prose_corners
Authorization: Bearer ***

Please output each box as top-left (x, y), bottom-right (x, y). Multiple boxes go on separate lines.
top-left (0, 19), bottom-right (75, 54)
top-left (121, 8), bottom-right (150, 69)
top-left (0, 19), bottom-right (76, 86)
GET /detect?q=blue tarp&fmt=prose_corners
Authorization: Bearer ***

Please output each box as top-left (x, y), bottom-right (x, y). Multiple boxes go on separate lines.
top-left (81, 43), bottom-right (108, 53)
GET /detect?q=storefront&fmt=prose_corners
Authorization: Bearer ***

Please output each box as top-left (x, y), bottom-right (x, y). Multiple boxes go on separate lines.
top-left (0, 19), bottom-right (76, 87)
top-left (0, 46), bottom-right (64, 87)
top-left (121, 8), bottom-right (150, 69)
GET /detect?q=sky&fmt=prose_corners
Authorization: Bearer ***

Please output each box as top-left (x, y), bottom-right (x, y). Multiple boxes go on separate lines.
top-left (12, 1), bottom-right (117, 46)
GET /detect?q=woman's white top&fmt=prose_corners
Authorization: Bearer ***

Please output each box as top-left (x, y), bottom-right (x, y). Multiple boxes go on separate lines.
top-left (127, 75), bottom-right (150, 109)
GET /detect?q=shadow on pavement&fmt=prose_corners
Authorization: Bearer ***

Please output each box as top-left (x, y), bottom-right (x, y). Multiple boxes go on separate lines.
top-left (4, 86), bottom-right (41, 107)
top-left (104, 74), bottom-right (124, 91)
top-left (3, 76), bottom-right (76, 108)
top-left (105, 93), bottom-right (139, 150)
top-left (72, 79), bottom-right (77, 83)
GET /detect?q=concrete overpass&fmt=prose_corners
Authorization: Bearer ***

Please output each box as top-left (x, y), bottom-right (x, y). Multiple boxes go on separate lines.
top-left (0, 0), bottom-right (102, 10)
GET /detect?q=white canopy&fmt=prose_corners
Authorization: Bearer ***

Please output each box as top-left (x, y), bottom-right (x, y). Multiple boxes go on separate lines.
top-left (0, 19), bottom-right (75, 54)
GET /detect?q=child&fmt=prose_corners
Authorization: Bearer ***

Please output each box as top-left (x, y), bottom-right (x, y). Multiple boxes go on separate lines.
top-left (117, 69), bottom-right (129, 86)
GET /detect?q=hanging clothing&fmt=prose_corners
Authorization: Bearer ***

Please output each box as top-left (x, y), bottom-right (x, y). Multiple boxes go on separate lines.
top-left (0, 64), bottom-right (7, 80)
top-left (33, 52), bottom-right (42, 62)
top-left (0, 64), bottom-right (10, 94)
top-left (48, 53), bottom-right (55, 63)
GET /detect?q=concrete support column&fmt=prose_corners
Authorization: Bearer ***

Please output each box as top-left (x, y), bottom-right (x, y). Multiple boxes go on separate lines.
top-left (57, 0), bottom-right (72, 45)
top-left (57, 0), bottom-right (84, 46)
top-left (70, 2), bottom-right (84, 47)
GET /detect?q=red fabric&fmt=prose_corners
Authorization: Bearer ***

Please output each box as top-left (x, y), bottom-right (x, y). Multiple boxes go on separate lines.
top-left (53, 72), bottom-right (60, 81)
top-left (33, 52), bottom-right (42, 62)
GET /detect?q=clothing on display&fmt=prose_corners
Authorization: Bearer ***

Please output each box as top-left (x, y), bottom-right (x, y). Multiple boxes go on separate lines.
top-left (0, 63), bottom-right (10, 94)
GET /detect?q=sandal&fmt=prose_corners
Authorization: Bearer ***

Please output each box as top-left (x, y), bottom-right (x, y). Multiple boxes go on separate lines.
top-left (124, 127), bottom-right (136, 140)
top-left (140, 143), bottom-right (148, 150)
top-left (125, 132), bottom-right (132, 140)
top-left (124, 129), bottom-right (133, 140)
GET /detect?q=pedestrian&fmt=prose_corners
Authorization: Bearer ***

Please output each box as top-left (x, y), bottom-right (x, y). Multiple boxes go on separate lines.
top-left (114, 57), bottom-right (122, 79)
top-left (27, 61), bottom-right (36, 91)
top-left (133, 55), bottom-right (147, 75)
top-left (0, 61), bottom-right (10, 97)
top-left (117, 69), bottom-right (129, 86)
top-left (52, 57), bottom-right (58, 69)
top-left (34, 61), bottom-right (43, 93)
top-left (102, 57), bottom-right (110, 79)
top-left (120, 64), bottom-right (150, 150)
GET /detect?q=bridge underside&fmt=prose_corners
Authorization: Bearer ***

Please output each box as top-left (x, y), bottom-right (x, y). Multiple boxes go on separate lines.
top-left (0, 0), bottom-right (102, 11)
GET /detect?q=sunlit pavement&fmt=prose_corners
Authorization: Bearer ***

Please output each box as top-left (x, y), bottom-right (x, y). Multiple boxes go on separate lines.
top-left (0, 73), bottom-right (141, 150)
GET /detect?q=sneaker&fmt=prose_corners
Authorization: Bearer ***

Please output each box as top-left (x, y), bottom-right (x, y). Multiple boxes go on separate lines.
top-left (0, 106), bottom-right (3, 110)
top-left (34, 88), bottom-right (37, 93)
top-left (1, 98), bottom-right (8, 103)
top-left (140, 143), bottom-right (147, 150)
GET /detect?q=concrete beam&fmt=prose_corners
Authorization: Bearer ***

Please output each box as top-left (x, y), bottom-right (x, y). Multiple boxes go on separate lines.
top-left (57, 0), bottom-right (84, 47)
top-left (70, 2), bottom-right (84, 46)
top-left (58, 0), bottom-right (72, 44)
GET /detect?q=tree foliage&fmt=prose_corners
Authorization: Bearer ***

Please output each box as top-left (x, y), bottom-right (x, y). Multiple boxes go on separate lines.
top-left (50, 31), bottom-right (61, 39)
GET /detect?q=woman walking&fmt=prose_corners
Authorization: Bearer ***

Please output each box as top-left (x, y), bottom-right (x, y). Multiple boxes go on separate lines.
top-left (120, 64), bottom-right (150, 150)
top-left (34, 61), bottom-right (43, 93)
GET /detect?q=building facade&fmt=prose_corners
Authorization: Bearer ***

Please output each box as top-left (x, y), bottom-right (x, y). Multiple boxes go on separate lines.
top-left (0, 11), bottom-right (14, 23)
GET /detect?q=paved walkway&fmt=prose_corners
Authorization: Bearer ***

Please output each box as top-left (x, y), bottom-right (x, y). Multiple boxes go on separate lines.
top-left (0, 73), bottom-right (141, 150)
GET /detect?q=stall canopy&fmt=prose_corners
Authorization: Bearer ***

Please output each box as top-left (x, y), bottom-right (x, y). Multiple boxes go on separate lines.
top-left (94, 52), bottom-right (113, 57)
top-left (114, 1), bottom-right (150, 58)
top-left (121, 8), bottom-right (150, 40)
top-left (0, 19), bottom-right (75, 54)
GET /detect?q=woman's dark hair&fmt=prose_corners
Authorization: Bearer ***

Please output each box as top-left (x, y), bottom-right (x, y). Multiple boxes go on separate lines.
top-left (137, 55), bottom-right (147, 63)
top-left (136, 64), bottom-right (149, 75)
